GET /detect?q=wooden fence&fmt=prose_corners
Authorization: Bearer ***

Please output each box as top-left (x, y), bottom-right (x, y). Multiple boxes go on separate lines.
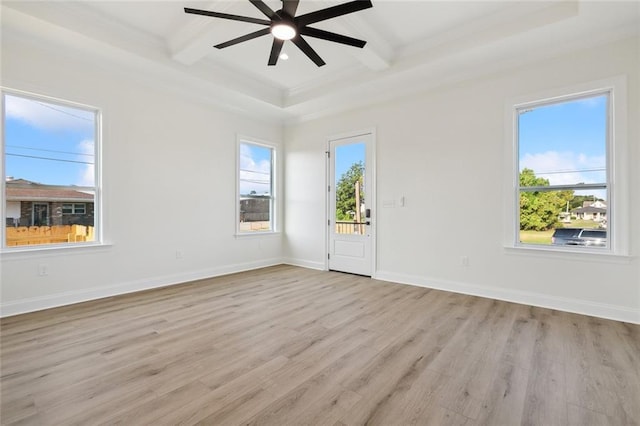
top-left (6, 225), bottom-right (94, 247)
top-left (335, 221), bottom-right (366, 235)
top-left (238, 221), bottom-right (271, 232)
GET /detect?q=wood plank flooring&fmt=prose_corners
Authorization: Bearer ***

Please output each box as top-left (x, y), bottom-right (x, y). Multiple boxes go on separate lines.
top-left (1, 265), bottom-right (638, 425)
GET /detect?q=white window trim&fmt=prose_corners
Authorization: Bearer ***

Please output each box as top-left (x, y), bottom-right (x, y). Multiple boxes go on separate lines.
top-left (503, 76), bottom-right (629, 258)
top-left (1, 87), bottom-right (104, 253)
top-left (235, 135), bottom-right (280, 237)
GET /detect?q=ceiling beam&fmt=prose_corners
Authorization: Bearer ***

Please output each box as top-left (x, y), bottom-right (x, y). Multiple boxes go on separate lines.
top-left (329, 12), bottom-right (392, 71)
top-left (168, 2), bottom-right (238, 66)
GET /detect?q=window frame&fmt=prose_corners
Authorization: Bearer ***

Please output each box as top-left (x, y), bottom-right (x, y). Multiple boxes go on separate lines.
top-left (62, 203), bottom-right (74, 215)
top-left (62, 203), bottom-right (86, 215)
top-left (236, 136), bottom-right (278, 236)
top-left (504, 76), bottom-right (629, 257)
top-left (1, 88), bottom-right (103, 252)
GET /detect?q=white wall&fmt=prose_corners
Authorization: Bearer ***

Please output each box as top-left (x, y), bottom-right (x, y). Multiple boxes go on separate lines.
top-left (2, 24), bottom-right (638, 324)
top-left (284, 36), bottom-right (640, 323)
top-left (1, 35), bottom-right (283, 315)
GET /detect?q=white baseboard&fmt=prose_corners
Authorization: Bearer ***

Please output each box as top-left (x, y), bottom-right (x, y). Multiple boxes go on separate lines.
top-left (4, 261), bottom-right (637, 325)
top-left (374, 270), bottom-right (640, 325)
top-left (0, 258), bottom-right (283, 318)
top-left (282, 257), bottom-right (325, 271)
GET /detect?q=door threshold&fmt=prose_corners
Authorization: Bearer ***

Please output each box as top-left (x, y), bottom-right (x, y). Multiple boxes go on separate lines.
top-left (329, 269), bottom-right (371, 278)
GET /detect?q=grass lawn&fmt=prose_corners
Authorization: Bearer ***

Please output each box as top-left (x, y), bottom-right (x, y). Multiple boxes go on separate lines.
top-left (519, 220), bottom-right (602, 245)
top-left (565, 219), bottom-right (601, 229)
top-left (519, 229), bottom-right (554, 245)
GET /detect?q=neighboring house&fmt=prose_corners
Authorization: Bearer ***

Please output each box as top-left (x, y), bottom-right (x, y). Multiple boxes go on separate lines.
top-left (584, 200), bottom-right (607, 209)
top-left (572, 200), bottom-right (607, 222)
top-left (558, 211), bottom-right (571, 223)
top-left (239, 197), bottom-right (270, 222)
top-left (5, 178), bottom-right (94, 227)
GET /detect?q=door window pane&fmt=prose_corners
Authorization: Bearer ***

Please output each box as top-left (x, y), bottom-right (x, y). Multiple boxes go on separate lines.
top-left (335, 142), bottom-right (365, 235)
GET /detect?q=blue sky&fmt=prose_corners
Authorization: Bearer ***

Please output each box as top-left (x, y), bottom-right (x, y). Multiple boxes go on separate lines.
top-left (335, 142), bottom-right (365, 184)
top-left (5, 92), bottom-right (605, 198)
top-left (4, 94), bottom-right (96, 187)
top-left (239, 142), bottom-right (272, 195)
top-left (519, 94), bottom-right (607, 188)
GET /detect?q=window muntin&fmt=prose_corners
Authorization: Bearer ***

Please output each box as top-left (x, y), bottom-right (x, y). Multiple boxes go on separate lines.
top-left (516, 92), bottom-right (610, 249)
top-left (2, 90), bottom-right (100, 248)
top-left (238, 140), bottom-right (275, 233)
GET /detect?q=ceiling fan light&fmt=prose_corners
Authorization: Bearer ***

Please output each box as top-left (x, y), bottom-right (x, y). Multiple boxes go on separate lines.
top-left (271, 23), bottom-right (296, 40)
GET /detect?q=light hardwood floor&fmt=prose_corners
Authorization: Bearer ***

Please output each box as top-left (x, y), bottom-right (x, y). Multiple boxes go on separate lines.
top-left (1, 265), bottom-right (638, 425)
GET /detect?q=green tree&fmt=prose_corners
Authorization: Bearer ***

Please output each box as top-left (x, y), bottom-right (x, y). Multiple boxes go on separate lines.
top-left (335, 161), bottom-right (364, 221)
top-left (519, 168), bottom-right (573, 231)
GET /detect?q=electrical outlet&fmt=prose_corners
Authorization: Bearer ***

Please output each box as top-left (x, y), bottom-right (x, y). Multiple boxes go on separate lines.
top-left (176, 250), bottom-right (183, 259)
top-left (38, 264), bottom-right (49, 276)
top-left (461, 256), bottom-right (469, 267)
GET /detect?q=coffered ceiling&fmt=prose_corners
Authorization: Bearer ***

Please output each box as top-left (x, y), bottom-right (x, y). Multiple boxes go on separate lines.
top-left (2, 1), bottom-right (639, 123)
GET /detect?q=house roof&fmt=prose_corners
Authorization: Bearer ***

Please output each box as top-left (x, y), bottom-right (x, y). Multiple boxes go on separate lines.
top-left (572, 206), bottom-right (606, 214)
top-left (6, 179), bottom-right (93, 202)
top-left (582, 201), bottom-right (606, 208)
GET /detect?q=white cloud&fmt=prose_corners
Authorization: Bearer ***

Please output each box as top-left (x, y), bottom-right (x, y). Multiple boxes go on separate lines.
top-left (5, 94), bottom-right (95, 133)
top-left (575, 96), bottom-right (605, 108)
top-left (520, 150), bottom-right (606, 185)
top-left (77, 139), bottom-right (95, 187)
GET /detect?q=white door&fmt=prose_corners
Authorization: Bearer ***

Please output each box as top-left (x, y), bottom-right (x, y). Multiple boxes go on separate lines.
top-left (328, 132), bottom-right (374, 276)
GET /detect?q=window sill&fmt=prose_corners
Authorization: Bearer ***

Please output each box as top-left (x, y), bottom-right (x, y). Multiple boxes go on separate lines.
top-left (1, 242), bottom-right (113, 259)
top-left (503, 245), bottom-right (634, 264)
top-left (234, 231), bottom-right (281, 239)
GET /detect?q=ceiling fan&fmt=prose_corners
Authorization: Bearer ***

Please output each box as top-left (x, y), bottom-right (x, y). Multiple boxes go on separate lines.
top-left (184, 0), bottom-right (373, 67)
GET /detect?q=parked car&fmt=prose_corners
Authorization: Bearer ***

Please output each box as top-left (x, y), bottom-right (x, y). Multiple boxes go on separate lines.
top-left (551, 228), bottom-right (583, 245)
top-left (566, 229), bottom-right (607, 247)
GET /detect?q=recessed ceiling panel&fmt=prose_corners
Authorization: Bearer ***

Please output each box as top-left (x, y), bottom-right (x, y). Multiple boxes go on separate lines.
top-left (2, 0), bottom-right (638, 122)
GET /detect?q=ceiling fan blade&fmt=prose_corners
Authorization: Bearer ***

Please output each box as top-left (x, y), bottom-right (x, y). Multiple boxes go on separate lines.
top-left (268, 39), bottom-right (285, 66)
top-left (295, 0), bottom-right (373, 26)
top-left (292, 35), bottom-right (326, 67)
top-left (215, 28), bottom-right (271, 49)
top-left (249, 0), bottom-right (276, 19)
top-left (282, 0), bottom-right (300, 17)
top-left (300, 27), bottom-right (366, 48)
top-left (184, 8), bottom-right (271, 26)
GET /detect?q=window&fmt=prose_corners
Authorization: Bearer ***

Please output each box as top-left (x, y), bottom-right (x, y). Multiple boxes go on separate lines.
top-left (237, 139), bottom-right (275, 233)
top-left (2, 90), bottom-right (100, 248)
top-left (62, 203), bottom-right (86, 215)
top-left (511, 78), bottom-right (628, 254)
